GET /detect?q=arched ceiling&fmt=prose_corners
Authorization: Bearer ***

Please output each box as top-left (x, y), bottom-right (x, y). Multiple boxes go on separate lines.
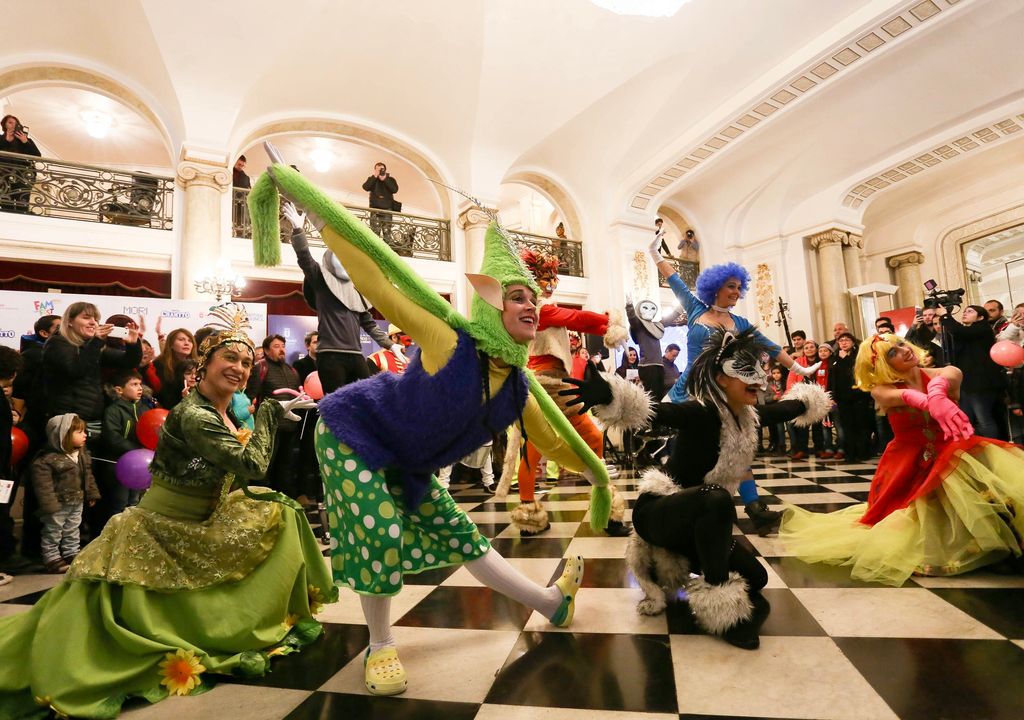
top-left (2, 0), bottom-right (1021, 244)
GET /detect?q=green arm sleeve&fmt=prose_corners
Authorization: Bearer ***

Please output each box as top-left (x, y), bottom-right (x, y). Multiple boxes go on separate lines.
top-left (179, 400), bottom-right (280, 481)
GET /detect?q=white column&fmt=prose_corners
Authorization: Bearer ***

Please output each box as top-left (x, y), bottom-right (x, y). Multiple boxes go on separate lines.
top-left (808, 228), bottom-right (850, 334)
top-left (888, 251), bottom-right (926, 308)
top-left (175, 159), bottom-right (230, 299)
top-left (457, 206), bottom-right (493, 314)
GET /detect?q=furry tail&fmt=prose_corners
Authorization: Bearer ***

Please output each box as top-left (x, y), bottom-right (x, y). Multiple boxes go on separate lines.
top-left (249, 172), bottom-right (282, 267)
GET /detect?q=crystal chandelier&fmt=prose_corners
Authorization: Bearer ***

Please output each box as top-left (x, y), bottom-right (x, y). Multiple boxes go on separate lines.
top-left (193, 259), bottom-right (247, 302)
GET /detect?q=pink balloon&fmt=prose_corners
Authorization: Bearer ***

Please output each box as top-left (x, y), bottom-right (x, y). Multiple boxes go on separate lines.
top-left (304, 371), bottom-right (324, 400)
top-left (990, 340), bottom-right (1024, 369)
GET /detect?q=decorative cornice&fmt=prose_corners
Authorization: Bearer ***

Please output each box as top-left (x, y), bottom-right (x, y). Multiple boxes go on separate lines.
top-left (808, 228), bottom-right (848, 249)
top-left (176, 161), bottom-right (230, 191)
top-left (629, 0), bottom-right (965, 211)
top-left (843, 112), bottom-right (1024, 210)
top-left (887, 250), bottom-right (926, 268)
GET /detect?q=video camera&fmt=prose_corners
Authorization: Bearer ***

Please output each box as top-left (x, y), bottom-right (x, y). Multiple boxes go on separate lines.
top-left (922, 278), bottom-right (966, 311)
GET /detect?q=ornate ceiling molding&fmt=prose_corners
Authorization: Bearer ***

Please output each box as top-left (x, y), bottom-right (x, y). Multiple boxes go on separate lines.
top-left (628, 0), bottom-right (965, 212)
top-left (841, 112), bottom-right (1024, 210)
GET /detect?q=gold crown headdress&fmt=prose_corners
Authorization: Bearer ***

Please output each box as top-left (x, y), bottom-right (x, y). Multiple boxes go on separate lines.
top-left (197, 302), bottom-right (255, 370)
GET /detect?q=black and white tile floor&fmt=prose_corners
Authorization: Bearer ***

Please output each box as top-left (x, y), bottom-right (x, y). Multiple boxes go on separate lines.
top-left (3, 455), bottom-right (1023, 719)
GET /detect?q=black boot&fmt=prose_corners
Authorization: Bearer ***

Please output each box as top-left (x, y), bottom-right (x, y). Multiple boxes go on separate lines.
top-left (744, 500), bottom-right (782, 537)
top-left (604, 519), bottom-right (631, 537)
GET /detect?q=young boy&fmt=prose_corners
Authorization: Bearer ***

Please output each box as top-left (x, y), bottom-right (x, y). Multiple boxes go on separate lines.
top-left (102, 370), bottom-right (150, 513)
top-left (31, 414), bottom-right (99, 573)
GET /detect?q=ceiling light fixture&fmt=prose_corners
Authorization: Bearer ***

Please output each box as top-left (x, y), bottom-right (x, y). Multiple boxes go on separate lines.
top-left (80, 110), bottom-right (113, 139)
top-left (588, 0), bottom-right (691, 18)
top-left (310, 147), bottom-right (333, 173)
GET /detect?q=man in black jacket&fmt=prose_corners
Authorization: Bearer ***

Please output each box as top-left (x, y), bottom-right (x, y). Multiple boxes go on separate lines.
top-left (939, 304), bottom-right (1006, 439)
top-left (362, 161), bottom-right (399, 241)
top-left (247, 335), bottom-right (302, 497)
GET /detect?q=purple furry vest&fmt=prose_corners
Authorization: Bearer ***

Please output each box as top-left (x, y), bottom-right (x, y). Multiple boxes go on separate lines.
top-left (317, 329), bottom-right (528, 508)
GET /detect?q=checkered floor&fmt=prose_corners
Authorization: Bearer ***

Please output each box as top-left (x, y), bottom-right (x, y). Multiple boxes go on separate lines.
top-left (3, 455), bottom-right (1023, 720)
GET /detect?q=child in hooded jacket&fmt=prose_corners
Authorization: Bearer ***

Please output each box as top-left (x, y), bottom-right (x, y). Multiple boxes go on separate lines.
top-left (31, 413), bottom-right (99, 573)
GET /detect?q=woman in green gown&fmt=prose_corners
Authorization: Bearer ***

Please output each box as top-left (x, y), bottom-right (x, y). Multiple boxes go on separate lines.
top-left (0, 306), bottom-right (337, 719)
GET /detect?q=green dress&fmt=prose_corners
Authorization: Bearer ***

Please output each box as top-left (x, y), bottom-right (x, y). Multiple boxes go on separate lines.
top-left (0, 392), bottom-right (338, 719)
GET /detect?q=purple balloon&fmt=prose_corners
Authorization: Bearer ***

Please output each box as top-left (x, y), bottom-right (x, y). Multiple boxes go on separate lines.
top-left (115, 449), bottom-right (155, 490)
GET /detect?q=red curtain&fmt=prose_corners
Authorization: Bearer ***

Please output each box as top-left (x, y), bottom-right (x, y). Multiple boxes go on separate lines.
top-left (0, 260), bottom-right (171, 297)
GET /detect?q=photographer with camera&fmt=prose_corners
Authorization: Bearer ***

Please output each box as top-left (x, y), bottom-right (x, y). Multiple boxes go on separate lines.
top-left (0, 114), bottom-right (41, 213)
top-left (362, 161), bottom-right (399, 242)
top-left (937, 303), bottom-right (1007, 440)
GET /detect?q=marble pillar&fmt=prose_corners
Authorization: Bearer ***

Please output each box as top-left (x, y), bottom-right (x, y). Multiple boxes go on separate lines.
top-left (887, 251), bottom-right (926, 308)
top-left (808, 228), bottom-right (850, 335)
top-left (457, 206), bottom-right (493, 313)
top-left (842, 233), bottom-right (864, 334)
top-left (176, 159), bottom-right (230, 300)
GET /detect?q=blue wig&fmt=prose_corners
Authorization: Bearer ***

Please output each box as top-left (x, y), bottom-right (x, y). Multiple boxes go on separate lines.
top-left (695, 262), bottom-right (750, 307)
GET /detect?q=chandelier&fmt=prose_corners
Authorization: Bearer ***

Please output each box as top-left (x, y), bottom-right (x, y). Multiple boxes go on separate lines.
top-left (193, 259), bottom-right (247, 302)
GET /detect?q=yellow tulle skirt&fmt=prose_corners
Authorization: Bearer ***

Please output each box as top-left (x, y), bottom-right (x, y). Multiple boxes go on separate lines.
top-left (779, 442), bottom-right (1024, 586)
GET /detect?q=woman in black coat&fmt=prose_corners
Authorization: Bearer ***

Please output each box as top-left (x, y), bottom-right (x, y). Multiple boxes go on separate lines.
top-left (42, 302), bottom-right (142, 430)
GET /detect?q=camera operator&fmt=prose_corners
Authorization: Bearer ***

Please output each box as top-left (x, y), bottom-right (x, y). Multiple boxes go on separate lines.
top-left (937, 303), bottom-right (1007, 440)
top-left (362, 161), bottom-right (399, 240)
top-left (905, 306), bottom-right (937, 348)
top-left (0, 114), bottom-right (41, 214)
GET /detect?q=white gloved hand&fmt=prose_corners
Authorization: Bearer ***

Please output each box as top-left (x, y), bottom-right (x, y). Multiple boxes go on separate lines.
top-left (647, 235), bottom-right (663, 264)
top-left (281, 201), bottom-right (306, 232)
top-left (789, 361), bottom-right (822, 378)
top-left (390, 343), bottom-right (407, 360)
top-left (273, 389), bottom-right (317, 422)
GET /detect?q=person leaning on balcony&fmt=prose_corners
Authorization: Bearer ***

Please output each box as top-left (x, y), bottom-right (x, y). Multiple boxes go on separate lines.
top-left (362, 161), bottom-right (399, 244)
top-left (0, 115), bottom-right (41, 214)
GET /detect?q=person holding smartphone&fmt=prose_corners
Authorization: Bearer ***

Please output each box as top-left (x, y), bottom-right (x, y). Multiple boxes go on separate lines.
top-left (362, 161), bottom-right (399, 241)
top-left (0, 114), bottom-right (41, 213)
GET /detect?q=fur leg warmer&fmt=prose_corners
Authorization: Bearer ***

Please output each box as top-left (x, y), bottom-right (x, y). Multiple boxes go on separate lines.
top-left (626, 533), bottom-right (692, 616)
top-left (685, 572), bottom-right (753, 636)
top-left (511, 500), bottom-right (549, 534)
top-left (609, 483), bottom-right (626, 523)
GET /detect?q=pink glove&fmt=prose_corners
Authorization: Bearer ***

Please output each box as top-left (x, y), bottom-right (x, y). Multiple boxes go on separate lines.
top-left (899, 388), bottom-right (929, 411)
top-left (925, 376), bottom-right (974, 441)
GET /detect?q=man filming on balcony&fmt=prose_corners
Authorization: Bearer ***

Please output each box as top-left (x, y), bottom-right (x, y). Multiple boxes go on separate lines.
top-left (362, 161), bottom-right (400, 247)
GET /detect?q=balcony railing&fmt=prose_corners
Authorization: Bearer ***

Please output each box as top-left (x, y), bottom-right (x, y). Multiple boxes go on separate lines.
top-left (232, 188), bottom-right (451, 262)
top-left (0, 151), bottom-right (174, 229)
top-left (658, 256), bottom-right (700, 288)
top-left (506, 230), bottom-right (584, 278)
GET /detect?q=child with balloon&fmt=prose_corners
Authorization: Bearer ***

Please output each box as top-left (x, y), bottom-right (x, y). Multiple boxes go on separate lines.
top-left (102, 370), bottom-right (153, 513)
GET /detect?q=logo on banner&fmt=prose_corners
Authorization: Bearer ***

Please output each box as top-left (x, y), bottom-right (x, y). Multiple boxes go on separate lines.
top-left (0, 330), bottom-right (15, 339)
top-left (123, 306), bottom-right (149, 316)
top-left (33, 300), bottom-right (56, 316)
top-left (161, 310), bottom-right (191, 319)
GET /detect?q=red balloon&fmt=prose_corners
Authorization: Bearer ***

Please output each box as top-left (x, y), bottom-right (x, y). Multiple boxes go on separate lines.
top-left (10, 427), bottom-right (29, 467)
top-left (304, 371), bottom-right (324, 400)
top-left (136, 409), bottom-right (170, 450)
top-left (990, 340), bottom-right (1024, 369)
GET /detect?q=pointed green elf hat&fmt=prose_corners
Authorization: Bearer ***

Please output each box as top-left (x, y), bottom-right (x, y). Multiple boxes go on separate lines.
top-left (466, 223), bottom-right (540, 368)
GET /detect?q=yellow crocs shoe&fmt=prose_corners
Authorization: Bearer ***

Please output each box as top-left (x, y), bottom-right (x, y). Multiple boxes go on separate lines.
top-left (364, 646), bottom-right (408, 696)
top-left (549, 554), bottom-right (584, 628)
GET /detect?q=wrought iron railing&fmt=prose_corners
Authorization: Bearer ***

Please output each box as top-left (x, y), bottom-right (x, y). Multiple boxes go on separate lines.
top-left (506, 230), bottom-right (585, 278)
top-left (658, 256), bottom-right (700, 288)
top-left (232, 188), bottom-right (451, 262)
top-left (0, 151), bottom-right (173, 229)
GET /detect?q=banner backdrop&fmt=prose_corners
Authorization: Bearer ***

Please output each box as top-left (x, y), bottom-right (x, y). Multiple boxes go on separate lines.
top-left (0, 290), bottom-right (267, 350)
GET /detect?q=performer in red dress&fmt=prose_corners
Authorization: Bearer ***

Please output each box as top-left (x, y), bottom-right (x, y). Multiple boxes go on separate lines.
top-left (781, 333), bottom-right (1024, 585)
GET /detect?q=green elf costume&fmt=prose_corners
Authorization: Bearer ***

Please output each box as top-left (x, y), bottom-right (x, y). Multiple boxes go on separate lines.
top-left (248, 149), bottom-right (648, 696)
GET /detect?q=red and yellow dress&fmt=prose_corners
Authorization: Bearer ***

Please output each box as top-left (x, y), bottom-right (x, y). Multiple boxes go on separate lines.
top-left (781, 375), bottom-right (1024, 585)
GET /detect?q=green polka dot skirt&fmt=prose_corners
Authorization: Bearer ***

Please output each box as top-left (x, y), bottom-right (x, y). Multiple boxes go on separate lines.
top-left (315, 419), bottom-right (491, 595)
